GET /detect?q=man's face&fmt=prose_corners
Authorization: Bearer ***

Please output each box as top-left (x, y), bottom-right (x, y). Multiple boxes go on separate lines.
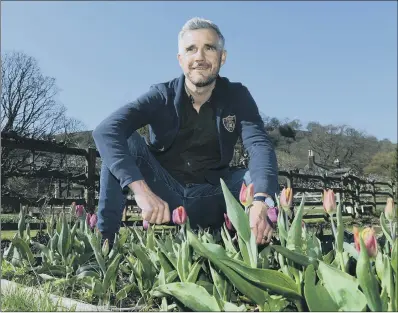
top-left (178, 28), bottom-right (226, 87)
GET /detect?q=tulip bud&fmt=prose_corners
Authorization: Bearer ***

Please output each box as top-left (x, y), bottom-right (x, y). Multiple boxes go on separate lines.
top-left (384, 197), bottom-right (395, 221)
top-left (172, 206), bottom-right (187, 225)
top-left (323, 189), bottom-right (336, 215)
top-left (353, 226), bottom-right (378, 258)
top-left (267, 207), bottom-right (279, 224)
top-left (239, 182), bottom-right (254, 207)
top-left (89, 213), bottom-right (98, 229)
top-left (75, 204), bottom-right (84, 218)
top-left (102, 238), bottom-right (109, 256)
top-left (279, 187), bottom-right (293, 211)
top-left (224, 213), bottom-right (233, 230)
top-left (143, 220), bottom-right (149, 230)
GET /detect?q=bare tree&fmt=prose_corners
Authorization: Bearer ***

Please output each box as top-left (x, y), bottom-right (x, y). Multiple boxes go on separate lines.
top-left (1, 51), bottom-right (86, 200)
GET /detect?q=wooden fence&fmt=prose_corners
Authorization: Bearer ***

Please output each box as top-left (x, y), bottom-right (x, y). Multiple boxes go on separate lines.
top-left (1, 132), bottom-right (396, 217)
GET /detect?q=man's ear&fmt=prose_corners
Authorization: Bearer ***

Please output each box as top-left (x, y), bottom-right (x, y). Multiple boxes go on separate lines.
top-left (221, 49), bottom-right (227, 66)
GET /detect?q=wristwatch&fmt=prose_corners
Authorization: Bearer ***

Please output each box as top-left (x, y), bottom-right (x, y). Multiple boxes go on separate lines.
top-left (253, 195), bottom-right (275, 208)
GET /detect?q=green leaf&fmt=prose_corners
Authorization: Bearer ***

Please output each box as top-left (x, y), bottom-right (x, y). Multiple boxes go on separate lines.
top-left (188, 230), bottom-right (302, 301)
top-left (375, 252), bottom-right (384, 281)
top-left (382, 254), bottom-right (395, 312)
top-left (186, 259), bottom-right (203, 283)
top-left (277, 207), bottom-right (288, 245)
top-left (304, 264), bottom-right (339, 311)
top-left (322, 249), bottom-right (335, 265)
top-left (154, 282), bottom-right (221, 311)
top-left (11, 237), bottom-right (35, 265)
top-left (132, 243), bottom-right (157, 281)
top-left (335, 203), bottom-right (344, 253)
top-left (286, 195), bottom-right (305, 251)
top-left (318, 261), bottom-right (367, 311)
top-left (103, 253), bottom-right (122, 292)
top-left (116, 284), bottom-right (134, 301)
top-left (158, 250), bottom-right (174, 274)
top-left (86, 232), bottom-right (106, 277)
top-left (220, 179), bottom-right (257, 267)
top-left (209, 261), bottom-right (231, 301)
top-left (356, 236), bottom-right (382, 311)
top-left (391, 240), bottom-right (397, 274)
top-left (380, 213), bottom-right (393, 245)
top-left (343, 242), bottom-right (359, 260)
top-left (272, 245), bottom-right (317, 267)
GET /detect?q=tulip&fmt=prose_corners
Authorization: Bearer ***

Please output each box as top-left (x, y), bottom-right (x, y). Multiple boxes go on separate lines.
top-left (267, 206), bottom-right (279, 224)
top-left (102, 238), bottom-right (109, 256)
top-left (384, 197), bottom-right (395, 221)
top-left (279, 187), bottom-right (293, 211)
top-left (172, 206), bottom-right (187, 225)
top-left (143, 220), bottom-right (149, 230)
top-left (86, 213), bottom-right (91, 226)
top-left (353, 226), bottom-right (378, 258)
top-left (224, 213), bottom-right (233, 230)
top-left (75, 204), bottom-right (84, 218)
top-left (86, 213), bottom-right (97, 229)
top-left (239, 182), bottom-right (254, 207)
top-left (323, 189), bottom-right (337, 215)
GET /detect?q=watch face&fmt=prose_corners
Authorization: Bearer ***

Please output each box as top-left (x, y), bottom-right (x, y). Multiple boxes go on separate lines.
top-left (265, 197), bottom-right (275, 208)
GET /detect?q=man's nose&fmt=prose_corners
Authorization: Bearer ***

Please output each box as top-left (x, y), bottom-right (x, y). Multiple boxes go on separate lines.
top-left (193, 48), bottom-right (205, 60)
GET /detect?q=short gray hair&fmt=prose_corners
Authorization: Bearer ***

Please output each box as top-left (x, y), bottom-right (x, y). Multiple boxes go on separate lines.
top-left (178, 17), bottom-right (225, 52)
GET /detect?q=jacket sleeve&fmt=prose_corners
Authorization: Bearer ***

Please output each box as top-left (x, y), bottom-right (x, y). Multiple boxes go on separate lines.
top-left (92, 86), bottom-right (165, 189)
top-left (236, 85), bottom-right (279, 197)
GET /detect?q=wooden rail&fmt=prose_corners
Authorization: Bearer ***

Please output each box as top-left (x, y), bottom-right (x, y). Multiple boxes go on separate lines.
top-left (2, 132), bottom-right (396, 217)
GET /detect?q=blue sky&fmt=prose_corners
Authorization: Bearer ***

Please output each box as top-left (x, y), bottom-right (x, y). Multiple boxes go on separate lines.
top-left (2, 1), bottom-right (397, 142)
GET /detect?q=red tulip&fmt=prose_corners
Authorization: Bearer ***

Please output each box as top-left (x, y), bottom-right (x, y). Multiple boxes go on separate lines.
top-left (323, 189), bottom-right (336, 215)
top-left (239, 182), bottom-right (254, 207)
top-left (75, 204), bottom-right (84, 217)
top-left (280, 187), bottom-right (293, 211)
top-left (143, 220), bottom-right (149, 230)
top-left (172, 206), bottom-right (187, 225)
top-left (353, 226), bottom-right (378, 258)
top-left (267, 206), bottom-right (279, 224)
top-left (224, 213), bottom-right (233, 230)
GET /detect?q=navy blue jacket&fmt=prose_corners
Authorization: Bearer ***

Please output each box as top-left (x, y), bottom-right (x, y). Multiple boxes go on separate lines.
top-left (92, 74), bottom-right (279, 196)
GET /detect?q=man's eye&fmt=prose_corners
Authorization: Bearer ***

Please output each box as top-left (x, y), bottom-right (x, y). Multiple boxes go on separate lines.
top-left (207, 46), bottom-right (216, 50)
top-left (186, 47), bottom-right (194, 52)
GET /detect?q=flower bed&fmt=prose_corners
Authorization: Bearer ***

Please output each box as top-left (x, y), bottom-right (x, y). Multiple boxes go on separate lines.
top-left (1, 180), bottom-right (396, 311)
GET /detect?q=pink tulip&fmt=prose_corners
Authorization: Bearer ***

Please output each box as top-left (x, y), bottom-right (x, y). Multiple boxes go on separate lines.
top-left (267, 206), bottom-right (279, 224)
top-left (280, 187), bottom-right (293, 211)
top-left (224, 213), bottom-right (233, 230)
top-left (75, 204), bottom-right (84, 217)
top-left (143, 220), bottom-right (149, 230)
top-left (89, 213), bottom-right (98, 229)
top-left (239, 182), bottom-right (254, 207)
top-left (353, 226), bottom-right (378, 258)
top-left (323, 189), bottom-right (336, 215)
top-left (172, 206), bottom-right (187, 225)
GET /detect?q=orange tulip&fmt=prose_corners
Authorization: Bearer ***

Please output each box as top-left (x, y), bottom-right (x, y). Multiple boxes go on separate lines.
top-left (384, 197), bottom-right (395, 221)
top-left (353, 226), bottom-right (378, 258)
top-left (172, 206), bottom-right (187, 225)
top-left (323, 189), bottom-right (336, 215)
top-left (280, 187), bottom-right (293, 211)
top-left (239, 182), bottom-right (254, 207)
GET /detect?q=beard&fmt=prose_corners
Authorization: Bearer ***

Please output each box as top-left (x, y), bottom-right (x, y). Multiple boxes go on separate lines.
top-left (186, 58), bottom-right (222, 87)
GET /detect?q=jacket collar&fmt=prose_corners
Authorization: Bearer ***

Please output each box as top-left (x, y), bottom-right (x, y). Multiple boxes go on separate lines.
top-left (173, 74), bottom-right (226, 118)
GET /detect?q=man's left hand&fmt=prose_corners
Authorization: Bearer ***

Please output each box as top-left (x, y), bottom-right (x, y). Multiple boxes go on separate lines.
top-left (249, 201), bottom-right (274, 245)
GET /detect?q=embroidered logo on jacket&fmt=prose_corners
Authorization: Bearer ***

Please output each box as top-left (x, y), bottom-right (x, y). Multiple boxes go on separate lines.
top-left (222, 115), bottom-right (236, 132)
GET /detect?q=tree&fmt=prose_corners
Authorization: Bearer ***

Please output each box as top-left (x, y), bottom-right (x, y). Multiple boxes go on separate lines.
top-left (1, 51), bottom-right (85, 200)
top-left (364, 150), bottom-right (398, 181)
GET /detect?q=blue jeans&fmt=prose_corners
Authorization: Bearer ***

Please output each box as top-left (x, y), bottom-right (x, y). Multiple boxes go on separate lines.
top-left (97, 132), bottom-right (251, 240)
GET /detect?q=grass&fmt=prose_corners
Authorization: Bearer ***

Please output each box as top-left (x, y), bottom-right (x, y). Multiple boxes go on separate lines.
top-left (1, 285), bottom-right (76, 312)
top-left (1, 230), bottom-right (40, 240)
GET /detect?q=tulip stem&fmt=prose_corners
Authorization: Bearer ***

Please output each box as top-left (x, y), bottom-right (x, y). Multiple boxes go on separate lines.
top-left (284, 211), bottom-right (290, 232)
top-left (330, 215), bottom-right (337, 240)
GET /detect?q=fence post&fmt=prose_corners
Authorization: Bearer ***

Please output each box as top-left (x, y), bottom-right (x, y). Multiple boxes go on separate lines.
top-left (371, 181), bottom-right (376, 213)
top-left (85, 148), bottom-right (97, 213)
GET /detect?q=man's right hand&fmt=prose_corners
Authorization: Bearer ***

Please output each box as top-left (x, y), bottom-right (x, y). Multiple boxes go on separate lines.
top-left (128, 180), bottom-right (170, 224)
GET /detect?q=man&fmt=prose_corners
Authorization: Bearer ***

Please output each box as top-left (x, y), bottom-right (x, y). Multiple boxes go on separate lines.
top-left (92, 17), bottom-right (279, 246)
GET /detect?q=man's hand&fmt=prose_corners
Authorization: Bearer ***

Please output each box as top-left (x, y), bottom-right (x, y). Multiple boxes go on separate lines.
top-left (249, 201), bottom-right (274, 245)
top-left (129, 180), bottom-right (170, 224)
